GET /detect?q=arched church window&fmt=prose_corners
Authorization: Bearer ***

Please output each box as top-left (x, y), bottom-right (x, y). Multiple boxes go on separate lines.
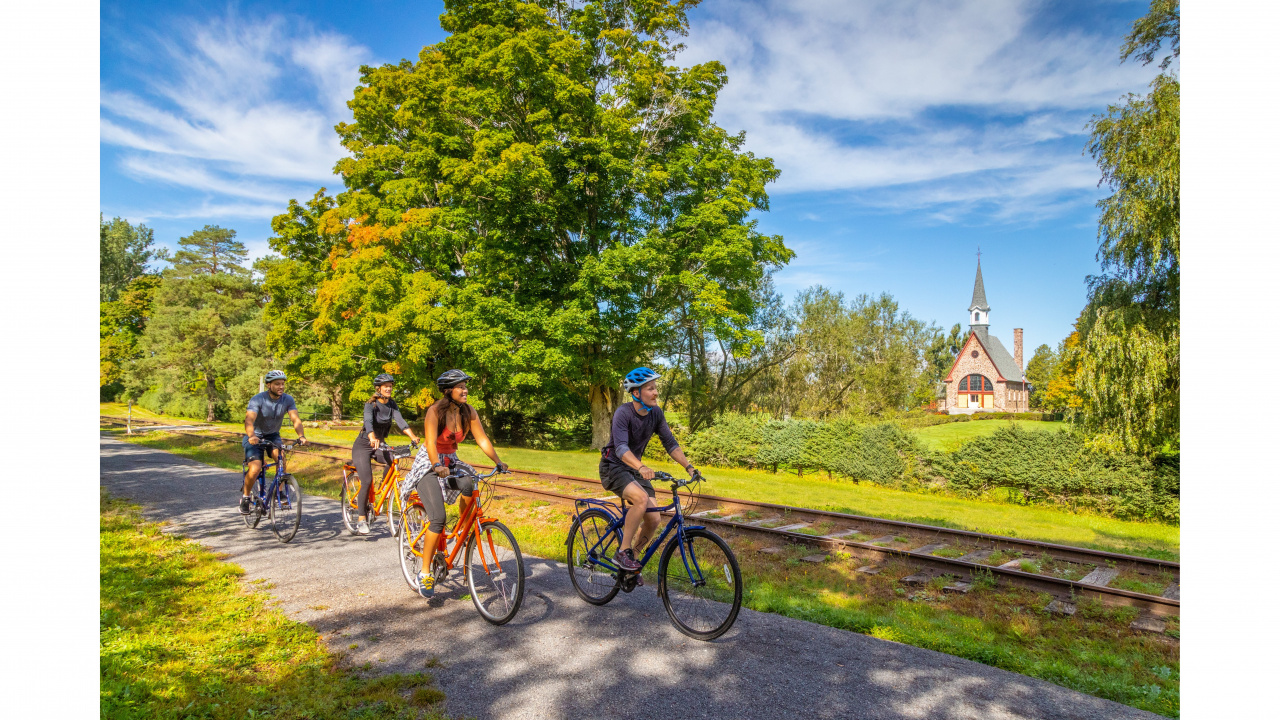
top-left (974, 312), bottom-right (979, 322)
top-left (959, 374), bottom-right (992, 392)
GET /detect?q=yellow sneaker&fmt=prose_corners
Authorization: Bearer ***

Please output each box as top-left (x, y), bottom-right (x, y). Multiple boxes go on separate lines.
top-left (417, 571), bottom-right (435, 598)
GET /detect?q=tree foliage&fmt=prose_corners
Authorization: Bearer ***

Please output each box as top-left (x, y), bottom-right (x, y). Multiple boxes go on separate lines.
top-left (100, 215), bottom-right (164, 302)
top-left (1023, 343), bottom-right (1056, 409)
top-left (1077, 0), bottom-right (1179, 454)
top-left (130, 227), bottom-right (265, 421)
top-left (264, 0), bottom-right (791, 445)
top-left (100, 275), bottom-right (162, 397)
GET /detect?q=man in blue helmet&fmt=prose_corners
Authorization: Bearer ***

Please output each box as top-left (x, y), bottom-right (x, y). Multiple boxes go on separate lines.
top-left (600, 367), bottom-right (701, 573)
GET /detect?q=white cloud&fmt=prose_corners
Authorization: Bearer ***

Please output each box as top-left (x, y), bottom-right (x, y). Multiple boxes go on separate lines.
top-left (101, 12), bottom-right (370, 218)
top-left (682, 0), bottom-right (1159, 220)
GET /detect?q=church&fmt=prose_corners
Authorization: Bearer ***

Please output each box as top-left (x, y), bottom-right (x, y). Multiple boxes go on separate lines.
top-left (938, 260), bottom-right (1029, 413)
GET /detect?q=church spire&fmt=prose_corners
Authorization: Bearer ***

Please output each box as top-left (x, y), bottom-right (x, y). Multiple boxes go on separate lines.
top-left (968, 255), bottom-right (990, 341)
top-left (969, 256), bottom-right (990, 312)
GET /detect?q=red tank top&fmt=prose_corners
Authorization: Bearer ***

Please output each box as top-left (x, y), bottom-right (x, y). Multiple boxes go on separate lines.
top-left (436, 427), bottom-right (466, 455)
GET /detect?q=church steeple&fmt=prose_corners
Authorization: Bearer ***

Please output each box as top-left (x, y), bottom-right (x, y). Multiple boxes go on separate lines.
top-left (969, 256), bottom-right (990, 341)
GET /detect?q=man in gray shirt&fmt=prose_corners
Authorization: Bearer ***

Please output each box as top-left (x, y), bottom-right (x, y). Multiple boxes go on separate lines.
top-left (599, 367), bottom-right (700, 572)
top-left (241, 370), bottom-right (308, 513)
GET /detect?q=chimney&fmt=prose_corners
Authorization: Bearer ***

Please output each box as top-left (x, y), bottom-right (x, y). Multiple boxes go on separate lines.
top-left (1013, 329), bottom-right (1023, 371)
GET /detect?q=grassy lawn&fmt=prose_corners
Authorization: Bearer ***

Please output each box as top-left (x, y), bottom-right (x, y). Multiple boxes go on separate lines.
top-left (911, 419), bottom-right (1067, 452)
top-left (102, 416), bottom-right (1179, 561)
top-left (100, 492), bottom-right (447, 719)
top-left (103, 433), bottom-right (1179, 717)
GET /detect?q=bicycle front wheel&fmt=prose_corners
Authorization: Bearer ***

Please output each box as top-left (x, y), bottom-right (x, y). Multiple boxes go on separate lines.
top-left (339, 467), bottom-right (358, 536)
top-left (269, 475), bottom-right (302, 543)
top-left (565, 509), bottom-right (621, 606)
top-left (398, 502), bottom-right (427, 593)
top-left (465, 520), bottom-right (525, 625)
top-left (658, 528), bottom-right (742, 641)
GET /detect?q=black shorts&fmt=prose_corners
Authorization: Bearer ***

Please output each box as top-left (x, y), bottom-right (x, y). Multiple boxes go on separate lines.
top-left (599, 459), bottom-right (655, 499)
top-left (243, 433), bottom-right (282, 464)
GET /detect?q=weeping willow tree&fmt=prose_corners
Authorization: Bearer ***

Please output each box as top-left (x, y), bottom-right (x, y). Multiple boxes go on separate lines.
top-left (1077, 0), bottom-right (1179, 455)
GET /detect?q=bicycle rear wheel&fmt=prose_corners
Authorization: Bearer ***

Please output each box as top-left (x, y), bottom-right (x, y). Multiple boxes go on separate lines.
top-left (565, 509), bottom-right (621, 606)
top-left (658, 528), bottom-right (742, 641)
top-left (465, 520), bottom-right (525, 625)
top-left (340, 467), bottom-right (359, 535)
top-left (398, 502), bottom-right (427, 592)
top-left (269, 475), bottom-right (302, 543)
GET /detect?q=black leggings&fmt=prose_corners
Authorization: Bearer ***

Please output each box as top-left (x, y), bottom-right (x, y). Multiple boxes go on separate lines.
top-left (351, 439), bottom-right (394, 518)
top-left (415, 455), bottom-right (476, 533)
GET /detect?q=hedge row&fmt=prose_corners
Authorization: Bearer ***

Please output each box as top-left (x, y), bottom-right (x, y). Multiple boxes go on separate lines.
top-left (683, 413), bottom-right (1178, 523)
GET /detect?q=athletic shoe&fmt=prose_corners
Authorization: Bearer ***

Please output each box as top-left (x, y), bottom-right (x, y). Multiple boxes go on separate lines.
top-left (239, 496), bottom-right (252, 514)
top-left (614, 548), bottom-right (641, 572)
top-left (356, 519), bottom-right (370, 535)
top-left (417, 571), bottom-right (435, 598)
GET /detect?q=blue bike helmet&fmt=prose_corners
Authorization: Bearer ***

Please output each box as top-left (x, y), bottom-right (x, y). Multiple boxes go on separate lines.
top-left (622, 367), bottom-right (661, 392)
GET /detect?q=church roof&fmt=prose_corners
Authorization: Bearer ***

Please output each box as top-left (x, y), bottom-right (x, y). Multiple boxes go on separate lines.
top-left (944, 332), bottom-right (1025, 383)
top-left (983, 334), bottom-right (1024, 382)
top-left (969, 260), bottom-right (990, 312)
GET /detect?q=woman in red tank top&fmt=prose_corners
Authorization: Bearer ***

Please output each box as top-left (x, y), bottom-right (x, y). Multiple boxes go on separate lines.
top-left (404, 369), bottom-right (509, 598)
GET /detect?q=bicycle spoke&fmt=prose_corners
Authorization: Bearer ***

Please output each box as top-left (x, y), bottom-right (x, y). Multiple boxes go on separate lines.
top-left (567, 510), bottom-right (621, 605)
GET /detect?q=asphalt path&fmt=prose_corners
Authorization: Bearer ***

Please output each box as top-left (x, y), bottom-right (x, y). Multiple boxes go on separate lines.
top-left (100, 436), bottom-right (1160, 720)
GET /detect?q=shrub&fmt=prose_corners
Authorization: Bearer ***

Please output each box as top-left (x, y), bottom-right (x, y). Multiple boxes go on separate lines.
top-left (931, 425), bottom-right (1179, 523)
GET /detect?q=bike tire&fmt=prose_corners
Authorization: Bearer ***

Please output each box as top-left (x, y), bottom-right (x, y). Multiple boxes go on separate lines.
top-left (465, 520), bottom-right (525, 625)
top-left (269, 475), bottom-right (302, 543)
top-left (385, 479), bottom-right (403, 537)
top-left (398, 502), bottom-right (428, 593)
top-left (339, 467), bottom-right (358, 535)
top-left (658, 528), bottom-right (742, 641)
top-left (565, 509), bottom-right (622, 606)
top-left (243, 475), bottom-right (262, 529)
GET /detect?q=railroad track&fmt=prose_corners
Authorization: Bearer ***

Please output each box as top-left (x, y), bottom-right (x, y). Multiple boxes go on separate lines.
top-left (101, 416), bottom-right (1180, 624)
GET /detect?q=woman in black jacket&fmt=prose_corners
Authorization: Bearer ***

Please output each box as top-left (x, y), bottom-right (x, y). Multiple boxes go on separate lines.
top-left (350, 373), bottom-right (420, 535)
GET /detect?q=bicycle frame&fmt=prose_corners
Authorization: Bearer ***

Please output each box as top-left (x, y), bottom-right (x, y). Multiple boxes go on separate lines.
top-left (571, 484), bottom-right (708, 583)
top-left (406, 470), bottom-right (505, 577)
top-left (344, 449), bottom-right (408, 517)
top-left (250, 442), bottom-right (290, 507)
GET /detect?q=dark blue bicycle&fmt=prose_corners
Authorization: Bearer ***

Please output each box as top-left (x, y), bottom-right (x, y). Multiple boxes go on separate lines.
top-left (566, 471), bottom-right (742, 640)
top-left (241, 440), bottom-right (302, 543)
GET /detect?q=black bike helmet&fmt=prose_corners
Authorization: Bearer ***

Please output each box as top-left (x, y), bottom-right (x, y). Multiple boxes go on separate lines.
top-left (436, 369), bottom-right (472, 392)
top-left (373, 373), bottom-right (395, 386)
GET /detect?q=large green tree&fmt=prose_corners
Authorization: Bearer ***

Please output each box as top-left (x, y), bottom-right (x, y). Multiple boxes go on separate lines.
top-left (131, 226), bottom-right (265, 421)
top-left (268, 0), bottom-right (791, 445)
top-left (1023, 343), bottom-right (1056, 409)
top-left (1077, 0), bottom-right (1179, 454)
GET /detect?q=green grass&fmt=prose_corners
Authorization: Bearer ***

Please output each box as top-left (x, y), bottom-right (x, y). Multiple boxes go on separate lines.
top-left (101, 404), bottom-right (1178, 561)
top-left (100, 492), bottom-right (447, 719)
top-left (910, 419), bottom-right (1067, 452)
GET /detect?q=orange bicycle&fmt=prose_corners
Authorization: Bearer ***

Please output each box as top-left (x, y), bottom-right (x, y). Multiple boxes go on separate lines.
top-left (398, 466), bottom-right (525, 624)
top-left (341, 443), bottom-right (416, 536)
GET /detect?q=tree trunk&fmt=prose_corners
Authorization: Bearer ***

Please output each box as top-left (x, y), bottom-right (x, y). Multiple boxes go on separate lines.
top-left (589, 383), bottom-right (620, 450)
top-left (205, 372), bottom-right (217, 422)
top-left (329, 384), bottom-right (344, 422)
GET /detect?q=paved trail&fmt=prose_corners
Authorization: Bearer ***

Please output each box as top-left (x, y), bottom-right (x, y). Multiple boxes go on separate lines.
top-left (100, 437), bottom-right (1159, 720)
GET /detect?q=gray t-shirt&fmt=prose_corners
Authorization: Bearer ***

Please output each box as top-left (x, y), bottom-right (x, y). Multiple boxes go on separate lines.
top-left (247, 391), bottom-right (297, 437)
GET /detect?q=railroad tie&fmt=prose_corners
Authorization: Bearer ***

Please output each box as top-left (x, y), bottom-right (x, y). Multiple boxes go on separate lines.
top-left (997, 559), bottom-right (1025, 570)
top-left (868, 535), bottom-right (897, 546)
top-left (1044, 599), bottom-right (1076, 616)
top-left (909, 543), bottom-right (949, 556)
top-left (1161, 583), bottom-right (1180, 601)
top-left (956, 549), bottom-right (993, 563)
top-left (1078, 567), bottom-right (1119, 587)
top-left (800, 554), bottom-right (828, 563)
top-left (823, 528), bottom-right (864, 539)
top-left (773, 523), bottom-right (810, 533)
top-left (1129, 613), bottom-right (1167, 633)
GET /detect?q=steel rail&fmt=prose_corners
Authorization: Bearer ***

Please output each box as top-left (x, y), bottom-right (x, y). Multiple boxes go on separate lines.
top-left (103, 418), bottom-right (1180, 615)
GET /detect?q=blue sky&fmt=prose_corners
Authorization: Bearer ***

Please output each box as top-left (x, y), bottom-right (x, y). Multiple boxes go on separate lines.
top-left (100, 0), bottom-right (1167, 357)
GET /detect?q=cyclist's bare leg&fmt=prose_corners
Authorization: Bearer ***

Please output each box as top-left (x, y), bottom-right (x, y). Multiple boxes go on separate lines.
top-left (619, 482), bottom-right (658, 553)
top-left (243, 459), bottom-right (262, 495)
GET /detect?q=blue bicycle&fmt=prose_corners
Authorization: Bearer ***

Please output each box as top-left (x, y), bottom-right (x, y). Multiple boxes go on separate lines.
top-left (566, 471), bottom-right (742, 640)
top-left (241, 440), bottom-right (302, 543)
